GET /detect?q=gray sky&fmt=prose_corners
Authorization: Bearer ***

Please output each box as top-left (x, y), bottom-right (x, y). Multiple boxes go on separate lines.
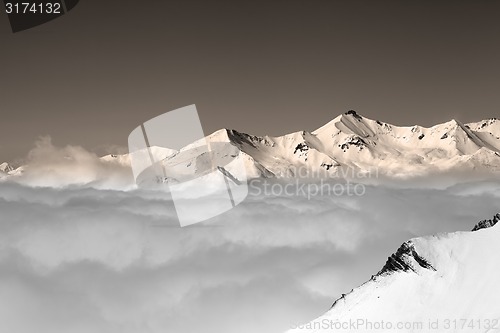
top-left (1, 0), bottom-right (500, 162)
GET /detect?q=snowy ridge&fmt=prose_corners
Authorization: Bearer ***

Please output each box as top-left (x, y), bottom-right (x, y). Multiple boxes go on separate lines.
top-left (182, 111), bottom-right (500, 182)
top-left (288, 214), bottom-right (500, 333)
top-left (163, 111), bottom-right (500, 182)
top-left (2, 112), bottom-right (500, 184)
top-left (376, 241), bottom-right (436, 276)
top-left (472, 213), bottom-right (500, 231)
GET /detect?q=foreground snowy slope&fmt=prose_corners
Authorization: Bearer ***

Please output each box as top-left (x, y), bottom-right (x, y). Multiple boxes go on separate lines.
top-left (288, 214), bottom-right (500, 333)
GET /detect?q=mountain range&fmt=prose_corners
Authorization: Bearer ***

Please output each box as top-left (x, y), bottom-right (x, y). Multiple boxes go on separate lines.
top-left (107, 111), bottom-right (500, 184)
top-left (1, 111), bottom-right (500, 185)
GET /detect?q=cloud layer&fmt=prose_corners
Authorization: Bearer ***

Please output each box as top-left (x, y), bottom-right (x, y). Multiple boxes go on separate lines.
top-left (3, 137), bottom-right (134, 189)
top-left (0, 177), bottom-right (499, 333)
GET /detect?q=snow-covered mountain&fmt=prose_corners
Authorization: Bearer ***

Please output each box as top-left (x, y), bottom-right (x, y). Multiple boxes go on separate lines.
top-left (288, 213), bottom-right (500, 333)
top-left (137, 111), bottom-right (500, 183)
top-left (2, 112), bottom-right (500, 185)
top-left (0, 162), bottom-right (19, 178)
top-left (0, 162), bottom-right (13, 174)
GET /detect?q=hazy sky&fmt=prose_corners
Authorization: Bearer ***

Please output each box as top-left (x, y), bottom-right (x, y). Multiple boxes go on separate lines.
top-left (1, 0), bottom-right (500, 161)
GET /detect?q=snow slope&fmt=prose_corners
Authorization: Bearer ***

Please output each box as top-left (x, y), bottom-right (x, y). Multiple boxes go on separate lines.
top-left (288, 214), bottom-right (500, 333)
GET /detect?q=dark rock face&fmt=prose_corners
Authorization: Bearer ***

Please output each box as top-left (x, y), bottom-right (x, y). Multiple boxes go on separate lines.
top-left (226, 129), bottom-right (274, 149)
top-left (339, 136), bottom-right (367, 151)
top-left (472, 213), bottom-right (500, 231)
top-left (294, 142), bottom-right (309, 155)
top-left (378, 241), bottom-right (435, 276)
top-left (345, 110), bottom-right (363, 121)
top-left (480, 118), bottom-right (497, 129)
top-left (320, 163), bottom-right (334, 171)
top-left (227, 129), bottom-right (259, 148)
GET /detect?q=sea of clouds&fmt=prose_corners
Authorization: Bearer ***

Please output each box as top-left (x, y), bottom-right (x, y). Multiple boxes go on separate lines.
top-left (1, 140), bottom-right (499, 333)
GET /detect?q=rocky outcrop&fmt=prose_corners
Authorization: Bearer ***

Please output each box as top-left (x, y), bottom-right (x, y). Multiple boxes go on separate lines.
top-left (378, 241), bottom-right (435, 275)
top-left (472, 213), bottom-right (500, 231)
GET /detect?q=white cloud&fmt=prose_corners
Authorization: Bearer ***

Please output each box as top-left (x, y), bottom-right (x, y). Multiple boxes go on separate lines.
top-left (0, 178), bottom-right (499, 333)
top-left (6, 136), bottom-right (134, 189)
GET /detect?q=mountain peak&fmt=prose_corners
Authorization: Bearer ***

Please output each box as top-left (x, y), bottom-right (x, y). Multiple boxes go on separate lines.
top-left (343, 110), bottom-right (363, 121)
top-left (467, 117), bottom-right (500, 131)
top-left (0, 162), bottom-right (13, 173)
top-left (377, 241), bottom-right (436, 276)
